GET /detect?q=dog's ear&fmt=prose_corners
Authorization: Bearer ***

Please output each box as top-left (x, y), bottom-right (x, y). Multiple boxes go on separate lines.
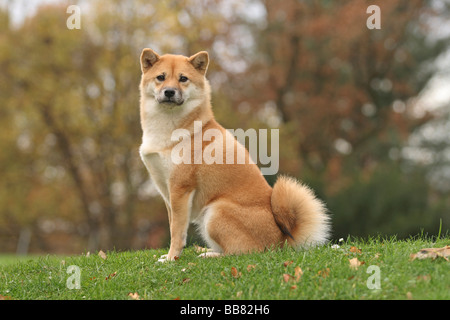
top-left (140, 48), bottom-right (160, 73)
top-left (188, 51), bottom-right (209, 75)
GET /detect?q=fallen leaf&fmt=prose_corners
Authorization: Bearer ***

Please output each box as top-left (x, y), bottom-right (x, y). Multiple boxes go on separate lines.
top-left (290, 285), bottom-right (297, 290)
top-left (317, 268), bottom-right (330, 278)
top-left (350, 246), bottom-right (362, 254)
top-left (105, 271), bottom-right (117, 280)
top-left (236, 291), bottom-right (243, 298)
top-left (410, 245), bottom-right (450, 261)
top-left (406, 292), bottom-right (413, 300)
top-left (283, 273), bottom-right (293, 283)
top-left (416, 275), bottom-right (431, 282)
top-left (231, 267), bottom-right (241, 278)
top-left (98, 250), bottom-right (107, 260)
top-left (182, 278), bottom-right (191, 284)
top-left (294, 266), bottom-right (303, 281)
top-left (283, 260), bottom-right (294, 267)
top-left (349, 257), bottom-right (364, 270)
top-left (283, 266), bottom-right (303, 284)
top-left (247, 264), bottom-right (256, 272)
top-left (128, 292), bottom-right (140, 300)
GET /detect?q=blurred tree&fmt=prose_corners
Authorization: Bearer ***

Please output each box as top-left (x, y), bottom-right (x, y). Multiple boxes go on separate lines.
top-left (227, 0), bottom-right (450, 237)
top-left (0, 0), bottom-right (239, 252)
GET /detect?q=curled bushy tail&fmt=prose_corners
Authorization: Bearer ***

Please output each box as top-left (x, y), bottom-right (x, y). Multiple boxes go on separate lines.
top-left (271, 176), bottom-right (331, 248)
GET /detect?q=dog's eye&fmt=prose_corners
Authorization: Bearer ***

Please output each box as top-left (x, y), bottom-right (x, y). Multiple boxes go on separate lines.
top-left (179, 76), bottom-right (188, 83)
top-left (156, 74), bottom-right (165, 81)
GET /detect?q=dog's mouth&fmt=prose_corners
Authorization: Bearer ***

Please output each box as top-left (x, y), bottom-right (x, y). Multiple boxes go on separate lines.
top-left (161, 98), bottom-right (184, 106)
top-left (157, 96), bottom-right (184, 106)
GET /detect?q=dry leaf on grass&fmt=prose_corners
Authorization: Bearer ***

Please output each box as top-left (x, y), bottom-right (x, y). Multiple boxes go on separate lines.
top-left (317, 268), bottom-right (330, 278)
top-left (283, 266), bottom-right (303, 283)
top-left (349, 257), bottom-right (365, 270)
top-left (283, 260), bottom-right (293, 267)
top-left (231, 267), bottom-right (242, 278)
top-left (410, 245), bottom-right (450, 261)
top-left (247, 264), bottom-right (256, 272)
top-left (98, 250), bottom-right (107, 260)
top-left (105, 271), bottom-right (117, 280)
top-left (283, 273), bottom-right (293, 283)
top-left (416, 274), bottom-right (431, 281)
top-left (294, 266), bottom-right (303, 281)
top-left (128, 292), bottom-right (140, 300)
top-left (350, 246), bottom-right (362, 254)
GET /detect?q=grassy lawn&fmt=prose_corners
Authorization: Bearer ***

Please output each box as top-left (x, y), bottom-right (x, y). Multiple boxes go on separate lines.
top-left (0, 236), bottom-right (449, 300)
top-left (0, 255), bottom-right (42, 267)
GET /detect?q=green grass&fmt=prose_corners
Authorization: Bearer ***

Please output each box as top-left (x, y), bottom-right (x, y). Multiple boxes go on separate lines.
top-left (1, 236), bottom-right (449, 300)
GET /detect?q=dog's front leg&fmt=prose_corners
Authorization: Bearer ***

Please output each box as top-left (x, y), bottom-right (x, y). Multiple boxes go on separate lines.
top-left (158, 189), bottom-right (192, 262)
top-left (164, 200), bottom-right (172, 228)
top-left (157, 201), bottom-right (173, 263)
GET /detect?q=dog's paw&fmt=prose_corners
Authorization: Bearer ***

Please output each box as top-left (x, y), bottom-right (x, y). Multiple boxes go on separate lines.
top-left (157, 254), bottom-right (169, 263)
top-left (157, 254), bottom-right (180, 263)
top-left (198, 251), bottom-right (222, 258)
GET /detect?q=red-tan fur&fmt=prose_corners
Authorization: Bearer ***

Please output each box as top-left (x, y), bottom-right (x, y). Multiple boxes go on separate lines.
top-left (139, 49), bottom-right (330, 262)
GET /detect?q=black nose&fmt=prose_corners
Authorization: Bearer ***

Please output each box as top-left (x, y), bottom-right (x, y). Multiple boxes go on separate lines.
top-left (164, 89), bottom-right (176, 98)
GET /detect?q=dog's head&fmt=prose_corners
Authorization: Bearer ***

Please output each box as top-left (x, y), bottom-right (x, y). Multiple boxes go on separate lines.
top-left (139, 49), bottom-right (209, 108)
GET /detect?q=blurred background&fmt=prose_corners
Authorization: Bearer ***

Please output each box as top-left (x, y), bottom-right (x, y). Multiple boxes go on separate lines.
top-left (0, 0), bottom-right (449, 256)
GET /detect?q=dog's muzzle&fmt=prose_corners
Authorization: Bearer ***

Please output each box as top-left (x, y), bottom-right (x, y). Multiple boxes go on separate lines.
top-left (157, 87), bottom-right (184, 105)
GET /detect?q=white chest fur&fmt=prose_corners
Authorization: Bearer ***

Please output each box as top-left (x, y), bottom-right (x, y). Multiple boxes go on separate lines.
top-left (139, 93), bottom-right (207, 212)
top-left (139, 150), bottom-right (173, 204)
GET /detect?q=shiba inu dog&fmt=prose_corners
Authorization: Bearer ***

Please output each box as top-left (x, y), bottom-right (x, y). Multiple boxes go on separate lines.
top-left (139, 49), bottom-right (330, 262)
